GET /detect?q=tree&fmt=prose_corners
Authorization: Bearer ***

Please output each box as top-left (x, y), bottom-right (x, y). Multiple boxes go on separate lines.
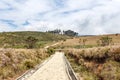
top-left (79, 38), bottom-right (82, 44)
top-left (100, 36), bottom-right (112, 46)
top-left (63, 30), bottom-right (78, 36)
top-left (83, 39), bottom-right (87, 46)
top-left (47, 29), bottom-right (61, 34)
top-left (25, 36), bottom-right (38, 49)
top-left (115, 33), bottom-right (119, 36)
top-left (47, 29), bottom-right (78, 36)
top-left (97, 40), bottom-right (101, 46)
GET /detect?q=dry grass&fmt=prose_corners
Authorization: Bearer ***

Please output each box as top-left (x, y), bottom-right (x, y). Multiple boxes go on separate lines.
top-left (65, 45), bottom-right (120, 80)
top-left (0, 48), bottom-right (49, 80)
top-left (56, 34), bottom-right (120, 80)
top-left (59, 34), bottom-right (120, 48)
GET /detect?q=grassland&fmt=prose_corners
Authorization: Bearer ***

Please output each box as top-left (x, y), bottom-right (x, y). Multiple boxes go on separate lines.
top-left (0, 48), bottom-right (50, 80)
top-left (53, 34), bottom-right (120, 49)
top-left (64, 46), bottom-right (120, 80)
top-left (0, 32), bottom-right (120, 80)
top-left (0, 31), bottom-right (69, 48)
top-left (0, 31), bottom-right (69, 80)
top-left (52, 34), bottom-right (120, 80)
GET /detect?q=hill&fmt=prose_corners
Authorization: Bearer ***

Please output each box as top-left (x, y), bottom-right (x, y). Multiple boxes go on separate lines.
top-left (0, 31), bottom-right (69, 48)
top-left (55, 34), bottom-right (120, 49)
top-left (51, 34), bottom-right (120, 80)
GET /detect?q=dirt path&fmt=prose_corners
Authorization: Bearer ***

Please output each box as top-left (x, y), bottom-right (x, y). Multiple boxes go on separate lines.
top-left (26, 52), bottom-right (69, 80)
top-left (44, 43), bottom-right (59, 49)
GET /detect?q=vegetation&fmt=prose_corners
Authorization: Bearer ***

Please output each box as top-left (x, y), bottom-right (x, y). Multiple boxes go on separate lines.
top-left (0, 31), bottom-right (70, 79)
top-left (47, 29), bottom-right (61, 34)
top-left (25, 36), bottom-right (38, 49)
top-left (48, 29), bottom-right (78, 37)
top-left (56, 34), bottom-right (120, 49)
top-left (65, 46), bottom-right (120, 80)
top-left (51, 34), bottom-right (120, 80)
top-left (63, 30), bottom-right (78, 36)
top-left (0, 31), bottom-right (120, 80)
top-left (0, 31), bottom-right (69, 48)
top-left (46, 48), bottom-right (55, 55)
top-left (99, 36), bottom-right (112, 46)
top-left (0, 49), bottom-right (49, 79)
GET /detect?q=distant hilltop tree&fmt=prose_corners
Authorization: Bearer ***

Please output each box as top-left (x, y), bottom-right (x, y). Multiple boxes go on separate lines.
top-left (63, 30), bottom-right (78, 37)
top-left (47, 29), bottom-right (61, 34)
top-left (47, 29), bottom-right (78, 37)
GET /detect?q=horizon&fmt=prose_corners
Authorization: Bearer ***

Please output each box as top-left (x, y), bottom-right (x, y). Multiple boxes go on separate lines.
top-left (0, 30), bottom-right (120, 36)
top-left (0, 0), bottom-right (120, 35)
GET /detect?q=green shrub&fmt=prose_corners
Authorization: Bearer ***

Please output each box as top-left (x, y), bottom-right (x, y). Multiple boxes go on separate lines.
top-left (99, 36), bottom-right (112, 46)
top-left (25, 36), bottom-right (38, 49)
top-left (63, 39), bottom-right (66, 42)
top-left (22, 59), bottom-right (35, 69)
top-left (47, 48), bottom-right (55, 55)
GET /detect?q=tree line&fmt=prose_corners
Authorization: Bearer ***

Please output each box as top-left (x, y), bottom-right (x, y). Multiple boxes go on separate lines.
top-left (47, 29), bottom-right (78, 37)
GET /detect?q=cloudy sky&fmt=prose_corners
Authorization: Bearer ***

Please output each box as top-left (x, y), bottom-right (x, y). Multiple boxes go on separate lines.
top-left (0, 0), bottom-right (120, 35)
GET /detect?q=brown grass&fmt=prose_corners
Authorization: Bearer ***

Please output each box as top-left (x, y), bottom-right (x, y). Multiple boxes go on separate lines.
top-left (59, 34), bottom-right (120, 48)
top-left (0, 48), bottom-right (49, 80)
top-left (65, 45), bottom-right (120, 80)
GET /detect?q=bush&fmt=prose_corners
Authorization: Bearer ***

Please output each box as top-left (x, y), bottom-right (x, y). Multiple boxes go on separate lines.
top-left (99, 36), bottom-right (112, 46)
top-left (47, 48), bottom-right (55, 55)
top-left (25, 36), bottom-right (38, 49)
top-left (93, 48), bottom-right (109, 63)
top-left (22, 59), bottom-right (35, 69)
top-left (99, 62), bottom-right (119, 80)
top-left (111, 48), bottom-right (120, 62)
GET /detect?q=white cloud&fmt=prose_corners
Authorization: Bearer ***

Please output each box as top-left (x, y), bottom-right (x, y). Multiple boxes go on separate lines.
top-left (0, 0), bottom-right (120, 35)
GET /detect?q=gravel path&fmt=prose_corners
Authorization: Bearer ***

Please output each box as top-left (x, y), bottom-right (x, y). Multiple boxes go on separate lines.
top-left (26, 52), bottom-right (69, 80)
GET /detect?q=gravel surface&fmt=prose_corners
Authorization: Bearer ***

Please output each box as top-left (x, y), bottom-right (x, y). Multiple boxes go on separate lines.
top-left (26, 52), bottom-right (69, 80)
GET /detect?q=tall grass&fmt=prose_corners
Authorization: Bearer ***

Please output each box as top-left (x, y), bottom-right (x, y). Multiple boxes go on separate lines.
top-left (65, 46), bottom-right (120, 80)
top-left (0, 48), bottom-right (49, 80)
